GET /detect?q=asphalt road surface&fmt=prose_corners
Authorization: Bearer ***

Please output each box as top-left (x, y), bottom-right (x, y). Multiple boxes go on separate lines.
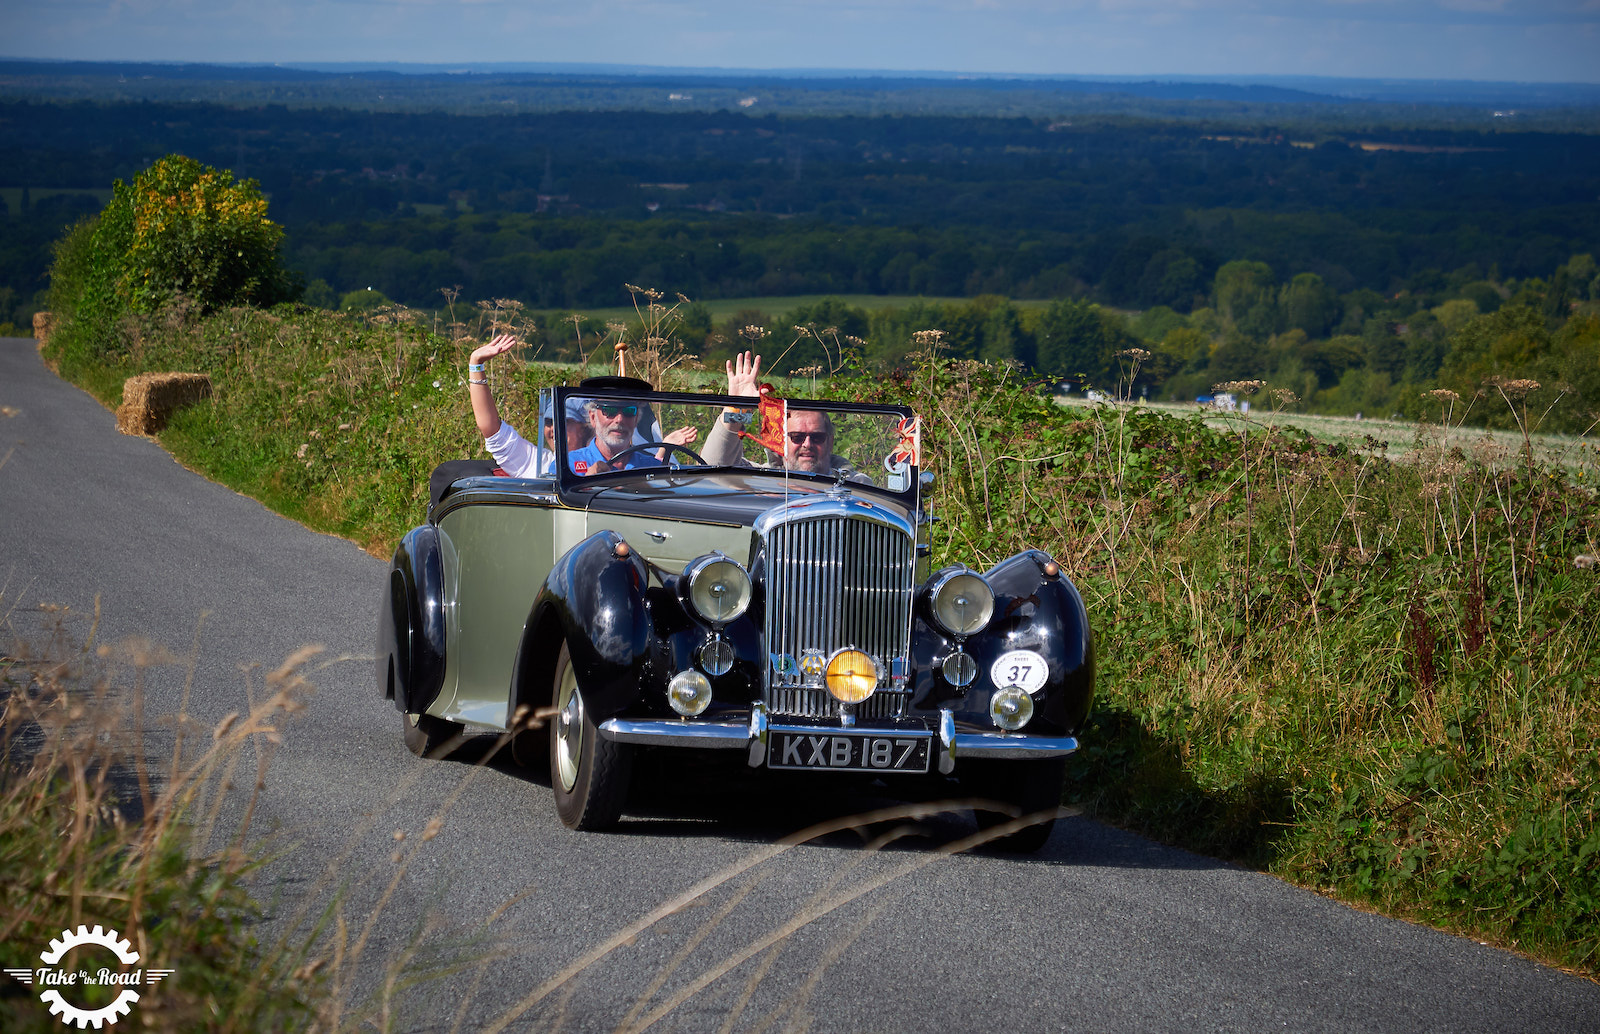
top-left (3, 337), bottom-right (1596, 1033)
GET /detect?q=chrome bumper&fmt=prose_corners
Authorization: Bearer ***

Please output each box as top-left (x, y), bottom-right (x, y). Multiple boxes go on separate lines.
top-left (598, 704), bottom-right (1079, 773)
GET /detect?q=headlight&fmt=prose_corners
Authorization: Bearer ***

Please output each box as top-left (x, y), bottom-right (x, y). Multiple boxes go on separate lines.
top-left (824, 649), bottom-right (879, 704)
top-left (667, 670), bottom-right (713, 716)
top-left (683, 555), bottom-right (752, 626)
top-left (927, 568), bottom-right (995, 638)
top-left (989, 686), bottom-right (1034, 731)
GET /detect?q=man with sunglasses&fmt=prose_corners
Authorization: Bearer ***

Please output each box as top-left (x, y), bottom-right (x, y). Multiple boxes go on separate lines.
top-left (568, 398), bottom-right (699, 475)
top-left (702, 351), bottom-right (859, 477)
top-left (465, 333), bottom-right (693, 477)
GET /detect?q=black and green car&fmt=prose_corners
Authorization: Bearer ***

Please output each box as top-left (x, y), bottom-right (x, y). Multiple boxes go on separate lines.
top-left (378, 379), bottom-right (1094, 850)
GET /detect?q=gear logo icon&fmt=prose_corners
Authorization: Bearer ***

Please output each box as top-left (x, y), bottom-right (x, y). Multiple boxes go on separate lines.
top-left (1, 924), bottom-right (173, 1029)
top-left (41, 925), bottom-right (140, 966)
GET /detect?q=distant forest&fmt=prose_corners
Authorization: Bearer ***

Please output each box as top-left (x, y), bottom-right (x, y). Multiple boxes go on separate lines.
top-left (5, 97), bottom-right (1598, 312)
top-left (2, 72), bottom-right (1597, 424)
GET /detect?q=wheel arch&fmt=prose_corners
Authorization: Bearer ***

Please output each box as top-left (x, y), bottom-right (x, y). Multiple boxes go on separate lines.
top-left (377, 524), bottom-right (448, 715)
top-left (507, 529), bottom-right (653, 731)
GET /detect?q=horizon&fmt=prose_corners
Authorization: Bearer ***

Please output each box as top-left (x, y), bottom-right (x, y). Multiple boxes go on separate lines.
top-left (6, 2), bottom-right (1597, 86)
top-left (5, 56), bottom-right (1597, 89)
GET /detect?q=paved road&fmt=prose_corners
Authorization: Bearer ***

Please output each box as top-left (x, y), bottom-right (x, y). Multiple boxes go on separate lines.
top-left (3, 337), bottom-right (1596, 1033)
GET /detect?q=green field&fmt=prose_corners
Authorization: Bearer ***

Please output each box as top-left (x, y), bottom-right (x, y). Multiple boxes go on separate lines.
top-left (529, 293), bottom-right (1056, 325)
top-left (0, 186), bottom-right (111, 213)
top-left (1060, 395), bottom-right (1600, 480)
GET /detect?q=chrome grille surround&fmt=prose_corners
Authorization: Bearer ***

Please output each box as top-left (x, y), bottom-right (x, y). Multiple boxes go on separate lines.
top-left (755, 497), bottom-right (917, 720)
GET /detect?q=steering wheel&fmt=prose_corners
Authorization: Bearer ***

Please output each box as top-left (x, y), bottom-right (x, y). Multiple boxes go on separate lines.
top-left (594, 442), bottom-right (709, 470)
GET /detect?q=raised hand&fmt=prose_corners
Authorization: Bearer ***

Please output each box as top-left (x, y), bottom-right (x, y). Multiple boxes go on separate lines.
top-left (725, 351), bottom-right (762, 397)
top-left (470, 334), bottom-right (518, 366)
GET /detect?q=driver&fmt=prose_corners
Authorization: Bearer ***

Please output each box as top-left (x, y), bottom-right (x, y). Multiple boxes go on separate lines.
top-left (701, 351), bottom-right (861, 477)
top-left (568, 397), bottom-right (699, 475)
top-left (466, 333), bottom-right (695, 477)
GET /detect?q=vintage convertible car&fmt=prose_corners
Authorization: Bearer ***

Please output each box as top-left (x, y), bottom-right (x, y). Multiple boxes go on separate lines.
top-left (377, 378), bottom-right (1094, 849)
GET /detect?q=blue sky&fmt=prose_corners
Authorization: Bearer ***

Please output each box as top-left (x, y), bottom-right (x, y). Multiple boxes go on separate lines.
top-left (7, 1), bottom-right (1598, 83)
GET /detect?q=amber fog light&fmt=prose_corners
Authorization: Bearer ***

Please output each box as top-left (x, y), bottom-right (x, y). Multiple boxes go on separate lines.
top-left (824, 649), bottom-right (879, 704)
top-left (668, 670), bottom-right (713, 716)
top-left (989, 686), bottom-right (1034, 731)
top-left (684, 556), bottom-right (752, 626)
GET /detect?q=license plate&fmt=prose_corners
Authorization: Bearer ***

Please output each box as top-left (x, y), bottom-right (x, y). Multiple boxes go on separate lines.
top-left (768, 729), bottom-right (931, 773)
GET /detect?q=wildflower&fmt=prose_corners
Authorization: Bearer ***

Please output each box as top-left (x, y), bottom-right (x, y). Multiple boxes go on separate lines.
top-left (432, 380), bottom-right (441, 389)
top-left (1116, 348), bottom-right (1152, 361)
top-left (296, 443), bottom-right (309, 459)
top-left (1423, 388), bottom-right (1461, 403)
top-left (1213, 379), bottom-right (1264, 396)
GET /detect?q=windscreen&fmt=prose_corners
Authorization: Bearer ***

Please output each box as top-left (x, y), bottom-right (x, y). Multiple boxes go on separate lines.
top-left (554, 389), bottom-right (921, 495)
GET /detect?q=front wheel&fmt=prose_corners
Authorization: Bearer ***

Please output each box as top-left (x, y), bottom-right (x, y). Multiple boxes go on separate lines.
top-left (403, 711), bottom-right (464, 759)
top-left (550, 642), bottom-right (632, 830)
top-left (962, 756), bottom-right (1067, 853)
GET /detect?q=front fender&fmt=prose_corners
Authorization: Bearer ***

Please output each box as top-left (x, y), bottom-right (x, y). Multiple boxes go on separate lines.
top-left (975, 550), bottom-right (1095, 733)
top-left (378, 525), bottom-right (447, 715)
top-left (509, 530), bottom-right (652, 727)
top-left (912, 551), bottom-right (1094, 734)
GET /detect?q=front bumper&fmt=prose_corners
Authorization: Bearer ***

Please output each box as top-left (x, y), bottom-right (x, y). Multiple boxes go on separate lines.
top-left (597, 702), bottom-right (1078, 773)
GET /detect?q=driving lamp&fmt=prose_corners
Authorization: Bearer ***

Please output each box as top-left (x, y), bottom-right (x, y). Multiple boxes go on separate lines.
top-left (824, 649), bottom-right (879, 704)
top-left (989, 686), bottom-right (1035, 731)
top-left (928, 569), bottom-right (995, 638)
top-left (699, 637), bottom-right (734, 677)
top-left (941, 650), bottom-right (977, 688)
top-left (683, 556), bottom-right (752, 626)
top-left (667, 670), bottom-right (713, 716)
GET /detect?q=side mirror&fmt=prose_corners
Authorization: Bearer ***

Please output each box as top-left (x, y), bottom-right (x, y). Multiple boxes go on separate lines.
top-left (919, 471), bottom-right (936, 489)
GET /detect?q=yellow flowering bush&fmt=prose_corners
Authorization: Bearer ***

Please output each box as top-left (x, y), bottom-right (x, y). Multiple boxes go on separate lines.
top-left (57, 154), bottom-right (297, 327)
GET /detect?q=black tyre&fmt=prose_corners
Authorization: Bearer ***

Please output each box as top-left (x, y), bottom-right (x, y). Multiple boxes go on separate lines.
top-left (962, 756), bottom-right (1067, 853)
top-left (549, 642), bottom-right (632, 830)
top-left (403, 711), bottom-right (464, 759)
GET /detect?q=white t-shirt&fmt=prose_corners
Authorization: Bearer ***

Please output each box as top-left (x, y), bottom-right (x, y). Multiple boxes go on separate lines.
top-left (483, 422), bottom-right (552, 478)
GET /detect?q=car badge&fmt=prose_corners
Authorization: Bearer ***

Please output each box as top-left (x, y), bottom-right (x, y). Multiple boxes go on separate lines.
top-left (770, 653), bottom-right (800, 677)
top-left (799, 651), bottom-right (827, 676)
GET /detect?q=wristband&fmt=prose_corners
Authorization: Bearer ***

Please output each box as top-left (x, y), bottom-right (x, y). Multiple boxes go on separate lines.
top-left (468, 378), bottom-right (489, 386)
top-left (468, 363), bottom-right (486, 372)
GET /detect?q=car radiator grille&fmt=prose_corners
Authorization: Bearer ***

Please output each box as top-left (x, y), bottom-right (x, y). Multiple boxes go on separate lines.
top-left (762, 512), bottom-right (915, 719)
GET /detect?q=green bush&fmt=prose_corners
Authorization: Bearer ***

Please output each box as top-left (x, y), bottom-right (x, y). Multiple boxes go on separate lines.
top-left (45, 155), bottom-right (298, 370)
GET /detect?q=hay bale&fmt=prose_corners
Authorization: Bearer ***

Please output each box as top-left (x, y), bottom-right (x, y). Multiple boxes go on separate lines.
top-left (116, 372), bottom-right (213, 436)
top-left (32, 311), bottom-right (53, 348)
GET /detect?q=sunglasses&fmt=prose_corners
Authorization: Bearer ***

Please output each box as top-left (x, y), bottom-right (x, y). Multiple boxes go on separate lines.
top-left (594, 404), bottom-right (639, 418)
top-left (786, 431), bottom-right (830, 445)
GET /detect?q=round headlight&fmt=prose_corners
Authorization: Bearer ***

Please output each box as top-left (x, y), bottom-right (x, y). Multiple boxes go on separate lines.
top-left (989, 686), bottom-right (1035, 731)
top-left (942, 651), bottom-right (977, 687)
top-left (684, 556), bottom-right (752, 626)
top-left (928, 569), bottom-right (995, 638)
top-left (667, 670), bottom-right (713, 716)
top-left (824, 649), bottom-right (879, 704)
top-left (699, 638), bottom-right (734, 677)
